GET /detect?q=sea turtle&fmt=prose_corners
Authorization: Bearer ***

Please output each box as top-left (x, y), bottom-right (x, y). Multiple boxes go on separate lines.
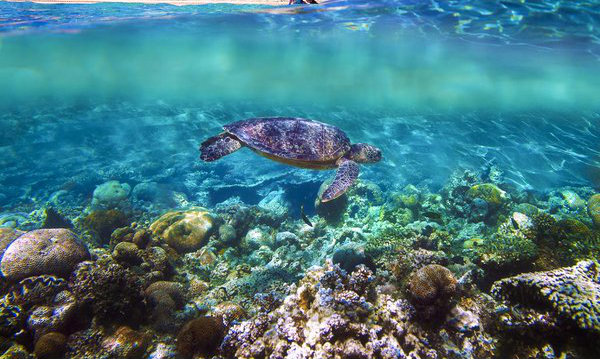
top-left (200, 117), bottom-right (382, 202)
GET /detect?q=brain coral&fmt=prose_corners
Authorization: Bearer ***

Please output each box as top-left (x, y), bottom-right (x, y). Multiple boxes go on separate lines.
top-left (0, 229), bottom-right (90, 282)
top-left (407, 264), bottom-right (457, 305)
top-left (150, 209), bottom-right (215, 254)
top-left (406, 264), bottom-right (458, 319)
top-left (491, 260), bottom-right (600, 333)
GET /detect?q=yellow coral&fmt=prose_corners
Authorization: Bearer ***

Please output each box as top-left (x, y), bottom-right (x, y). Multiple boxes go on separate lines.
top-left (467, 183), bottom-right (506, 206)
top-left (463, 237), bottom-right (485, 250)
top-left (150, 209), bottom-right (215, 254)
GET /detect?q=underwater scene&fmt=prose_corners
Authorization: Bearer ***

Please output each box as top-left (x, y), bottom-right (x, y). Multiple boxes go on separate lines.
top-left (1, 0), bottom-right (600, 358)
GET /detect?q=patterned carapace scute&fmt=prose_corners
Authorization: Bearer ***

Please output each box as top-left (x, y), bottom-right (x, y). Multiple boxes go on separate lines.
top-left (225, 117), bottom-right (351, 162)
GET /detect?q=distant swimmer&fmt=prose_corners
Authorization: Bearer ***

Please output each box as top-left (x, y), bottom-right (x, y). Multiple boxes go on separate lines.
top-left (289, 0), bottom-right (318, 4)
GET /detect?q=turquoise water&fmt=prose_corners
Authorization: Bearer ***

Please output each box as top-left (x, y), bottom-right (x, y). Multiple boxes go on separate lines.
top-left (0, 1), bottom-right (600, 358)
top-left (1, 1), bottom-right (599, 208)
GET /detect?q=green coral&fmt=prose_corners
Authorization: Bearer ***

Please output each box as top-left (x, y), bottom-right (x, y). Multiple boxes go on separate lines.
top-left (379, 206), bottom-right (414, 226)
top-left (365, 224), bottom-right (413, 260)
top-left (532, 213), bottom-right (599, 266)
top-left (475, 217), bottom-right (538, 270)
top-left (588, 194), bottom-right (600, 228)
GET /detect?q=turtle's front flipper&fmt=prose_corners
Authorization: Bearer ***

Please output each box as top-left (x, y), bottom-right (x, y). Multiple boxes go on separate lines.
top-left (321, 158), bottom-right (359, 202)
top-left (200, 133), bottom-right (243, 162)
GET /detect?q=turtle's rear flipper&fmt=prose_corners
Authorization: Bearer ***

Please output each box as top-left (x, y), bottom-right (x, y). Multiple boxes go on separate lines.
top-left (200, 133), bottom-right (243, 162)
top-left (321, 158), bottom-right (359, 202)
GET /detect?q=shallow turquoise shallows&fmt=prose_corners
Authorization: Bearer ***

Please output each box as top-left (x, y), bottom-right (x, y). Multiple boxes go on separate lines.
top-left (1, 1), bottom-right (600, 359)
top-left (1, 0), bottom-right (599, 204)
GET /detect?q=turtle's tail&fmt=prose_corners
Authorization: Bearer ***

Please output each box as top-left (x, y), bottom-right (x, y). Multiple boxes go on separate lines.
top-left (200, 132), bottom-right (243, 162)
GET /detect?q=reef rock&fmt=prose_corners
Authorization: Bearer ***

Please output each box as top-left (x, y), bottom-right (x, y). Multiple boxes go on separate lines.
top-left (492, 260), bottom-right (600, 333)
top-left (145, 281), bottom-right (187, 331)
top-left (0, 229), bottom-right (90, 282)
top-left (150, 209), bottom-right (215, 254)
top-left (101, 326), bottom-right (151, 359)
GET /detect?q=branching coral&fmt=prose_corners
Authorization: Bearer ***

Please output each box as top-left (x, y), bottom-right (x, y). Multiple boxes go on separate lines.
top-left (69, 256), bottom-right (145, 323)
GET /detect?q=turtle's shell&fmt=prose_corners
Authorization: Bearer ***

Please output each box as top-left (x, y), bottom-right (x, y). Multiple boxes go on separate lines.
top-left (224, 117), bottom-right (350, 167)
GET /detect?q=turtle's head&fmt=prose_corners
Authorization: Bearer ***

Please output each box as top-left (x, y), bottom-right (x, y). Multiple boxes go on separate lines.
top-left (349, 143), bottom-right (382, 164)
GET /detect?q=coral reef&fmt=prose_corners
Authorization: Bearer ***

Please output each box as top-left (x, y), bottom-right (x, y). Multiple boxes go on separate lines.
top-left (1, 163), bottom-right (598, 359)
top-left (474, 214), bottom-right (538, 276)
top-left (0, 275), bottom-right (68, 339)
top-left (314, 180), bottom-right (348, 223)
top-left (332, 247), bottom-right (375, 273)
top-left (41, 207), bottom-right (72, 230)
top-left (467, 183), bottom-right (507, 207)
top-left (145, 281), bottom-right (187, 331)
top-left (0, 229), bottom-right (90, 282)
top-left (0, 228), bottom-right (23, 260)
top-left (222, 262), bottom-right (495, 359)
top-left (27, 289), bottom-right (78, 339)
top-left (101, 326), bottom-right (151, 359)
top-left (110, 224), bottom-right (151, 249)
